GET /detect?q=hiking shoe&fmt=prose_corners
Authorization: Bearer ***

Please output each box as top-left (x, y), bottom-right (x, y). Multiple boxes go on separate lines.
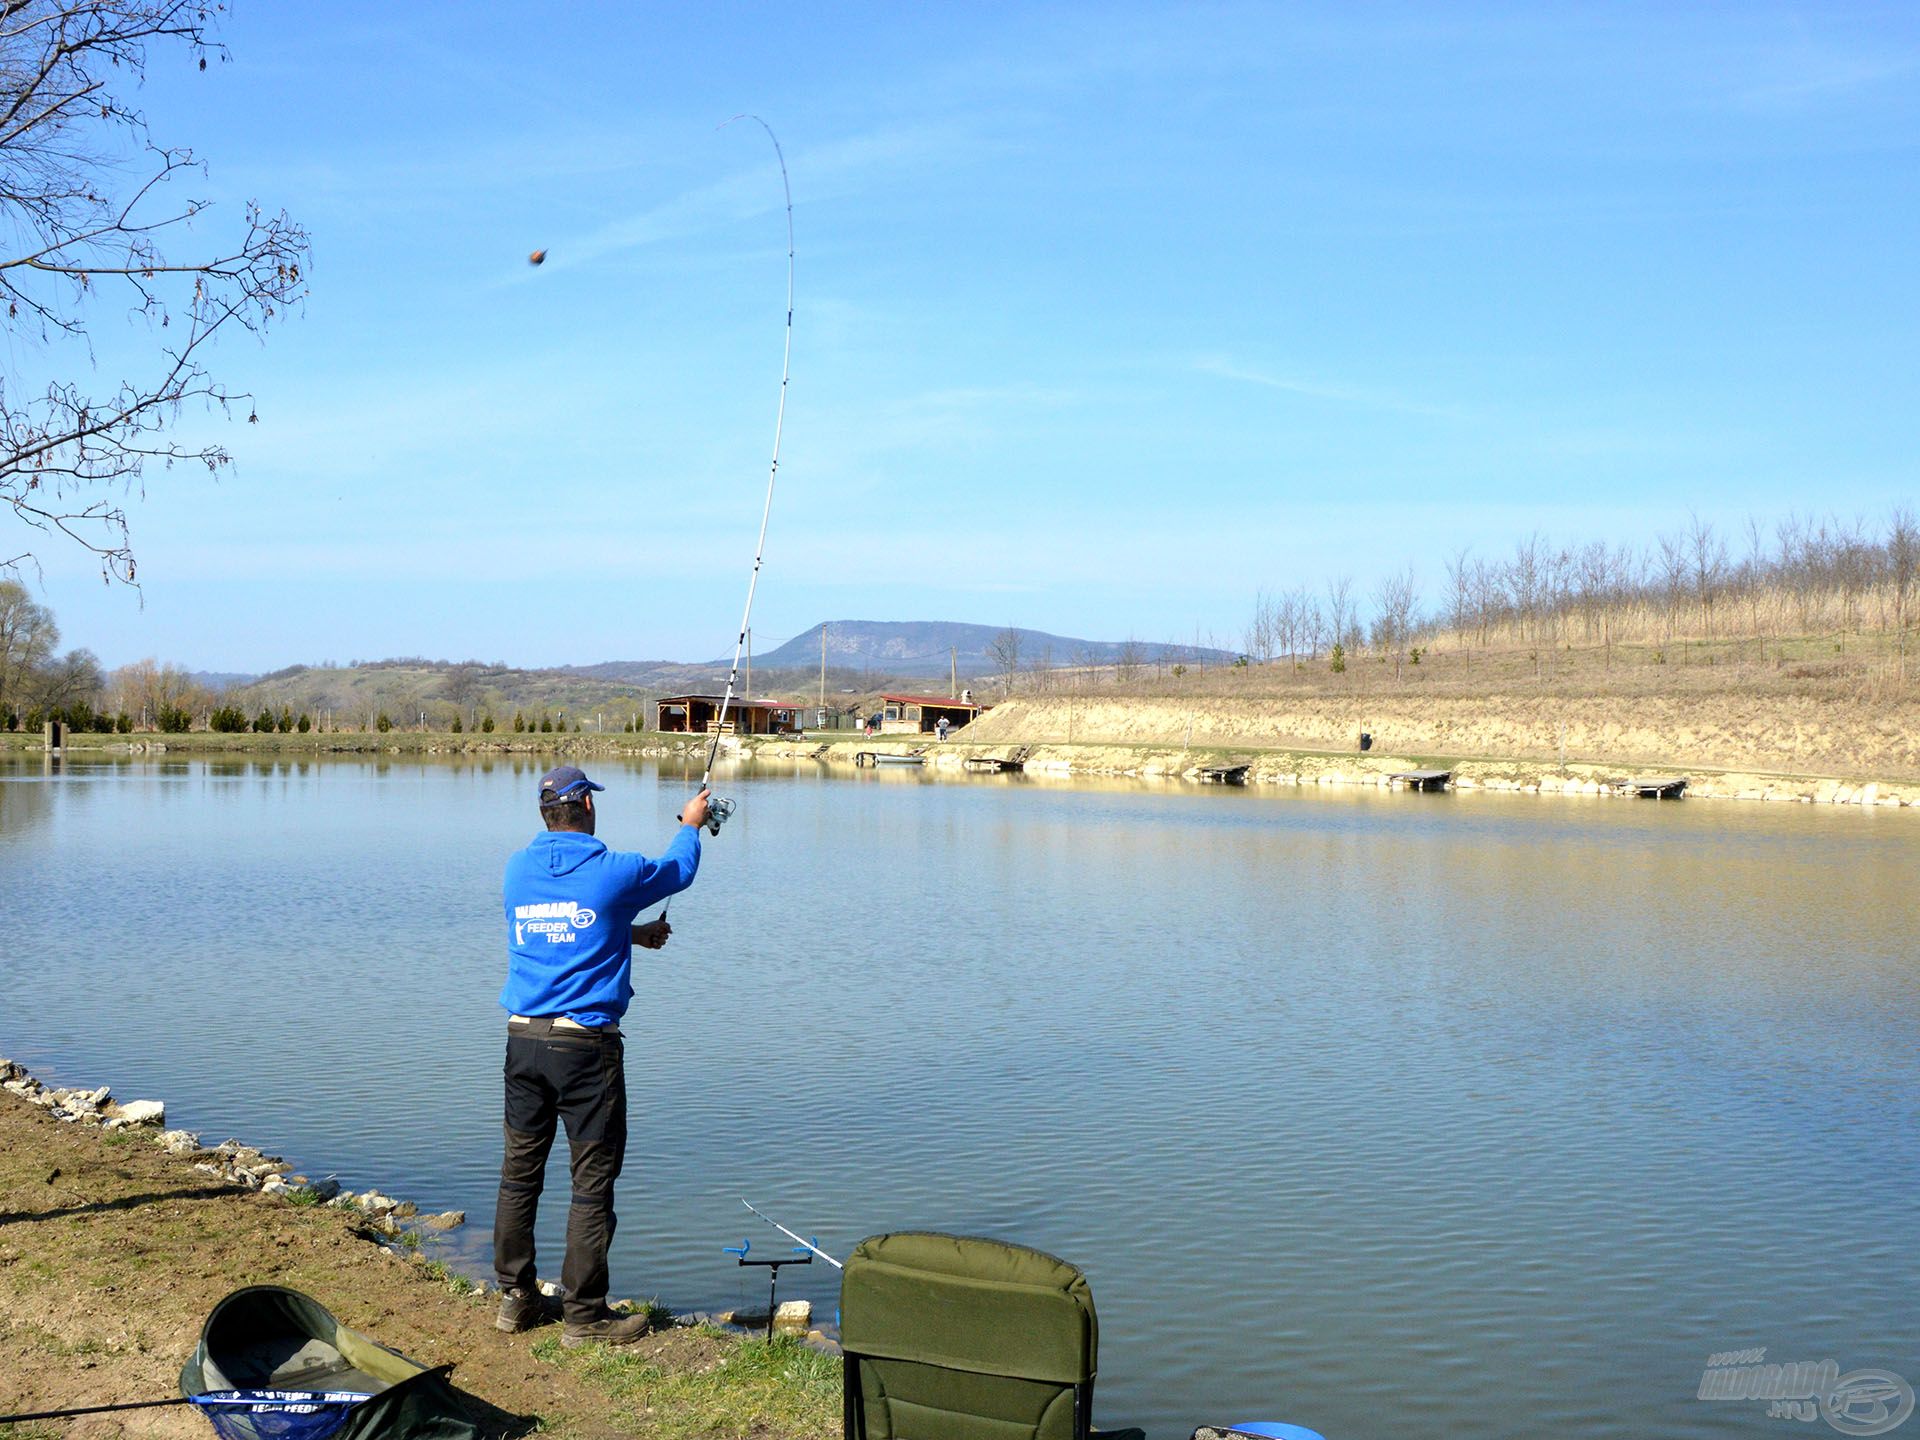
top-left (495, 1286), bottom-right (554, 1333)
top-left (561, 1305), bottom-right (655, 1349)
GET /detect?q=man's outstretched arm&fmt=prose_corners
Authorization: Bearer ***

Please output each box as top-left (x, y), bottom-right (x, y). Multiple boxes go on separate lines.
top-left (625, 789), bottom-right (708, 913)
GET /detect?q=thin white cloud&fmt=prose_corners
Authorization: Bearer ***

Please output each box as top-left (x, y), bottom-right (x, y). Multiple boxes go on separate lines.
top-left (1190, 355), bottom-right (1469, 421)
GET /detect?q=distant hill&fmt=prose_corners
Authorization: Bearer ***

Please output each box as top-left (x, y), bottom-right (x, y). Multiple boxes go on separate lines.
top-left (191, 670), bottom-right (260, 692)
top-left (212, 620), bottom-right (1237, 724)
top-left (738, 621), bottom-right (1235, 677)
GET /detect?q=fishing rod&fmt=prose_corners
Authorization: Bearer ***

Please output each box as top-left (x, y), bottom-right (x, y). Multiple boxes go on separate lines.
top-left (743, 1197), bottom-right (841, 1268)
top-left (678, 114), bottom-right (794, 842)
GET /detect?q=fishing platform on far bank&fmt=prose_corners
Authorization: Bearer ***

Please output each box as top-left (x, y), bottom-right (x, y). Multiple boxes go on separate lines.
top-left (1389, 769), bottom-right (1454, 792)
top-left (1613, 775), bottom-right (1689, 799)
top-left (963, 746), bottom-right (1030, 774)
top-left (1197, 762), bottom-right (1251, 785)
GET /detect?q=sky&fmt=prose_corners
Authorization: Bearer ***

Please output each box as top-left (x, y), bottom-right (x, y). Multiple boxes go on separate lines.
top-left (11, 2), bottom-right (1920, 671)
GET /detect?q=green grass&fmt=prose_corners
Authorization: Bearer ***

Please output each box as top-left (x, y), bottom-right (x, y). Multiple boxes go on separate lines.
top-left (420, 1258), bottom-right (477, 1297)
top-left (532, 1329), bottom-right (838, 1440)
top-left (0, 1423), bottom-right (65, 1440)
top-left (283, 1185), bottom-right (324, 1207)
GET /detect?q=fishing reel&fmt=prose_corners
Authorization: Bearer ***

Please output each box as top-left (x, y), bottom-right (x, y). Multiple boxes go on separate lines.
top-left (681, 795), bottom-right (735, 835)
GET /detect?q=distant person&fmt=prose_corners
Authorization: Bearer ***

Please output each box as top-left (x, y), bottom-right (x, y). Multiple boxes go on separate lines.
top-left (1359, 731), bottom-right (1373, 753)
top-left (937, 716), bottom-right (950, 742)
top-left (494, 765), bottom-right (709, 1348)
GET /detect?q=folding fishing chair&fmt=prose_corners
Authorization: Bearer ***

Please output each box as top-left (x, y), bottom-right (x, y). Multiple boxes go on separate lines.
top-left (840, 1231), bottom-right (1144, 1440)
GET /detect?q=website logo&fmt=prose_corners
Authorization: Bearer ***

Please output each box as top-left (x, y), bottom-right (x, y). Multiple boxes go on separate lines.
top-left (1699, 1349), bottom-right (1913, 1435)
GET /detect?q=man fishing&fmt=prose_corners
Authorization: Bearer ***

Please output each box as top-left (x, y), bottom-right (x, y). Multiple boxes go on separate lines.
top-left (494, 764), bottom-right (711, 1347)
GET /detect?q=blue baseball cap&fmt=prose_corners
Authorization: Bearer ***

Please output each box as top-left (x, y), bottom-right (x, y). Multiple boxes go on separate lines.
top-left (538, 765), bottom-right (605, 806)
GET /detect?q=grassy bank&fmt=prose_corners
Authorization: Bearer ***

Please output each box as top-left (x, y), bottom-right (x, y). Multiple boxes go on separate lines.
top-left (0, 730), bottom-right (701, 759)
top-left (0, 1090), bottom-right (837, 1439)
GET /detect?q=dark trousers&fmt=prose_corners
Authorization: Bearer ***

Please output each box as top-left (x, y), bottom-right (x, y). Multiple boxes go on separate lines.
top-left (493, 1020), bottom-right (626, 1326)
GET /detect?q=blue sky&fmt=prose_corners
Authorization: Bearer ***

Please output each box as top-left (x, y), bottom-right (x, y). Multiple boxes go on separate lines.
top-left (21, 2), bottom-right (1920, 670)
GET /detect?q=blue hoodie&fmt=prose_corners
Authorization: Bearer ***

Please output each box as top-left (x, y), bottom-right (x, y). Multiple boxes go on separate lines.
top-left (500, 826), bottom-right (701, 1026)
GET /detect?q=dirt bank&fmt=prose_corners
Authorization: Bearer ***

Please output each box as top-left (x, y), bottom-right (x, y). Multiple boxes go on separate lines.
top-left (956, 693), bottom-right (1920, 783)
top-left (0, 1091), bottom-right (835, 1440)
top-left (743, 730), bottom-right (1920, 810)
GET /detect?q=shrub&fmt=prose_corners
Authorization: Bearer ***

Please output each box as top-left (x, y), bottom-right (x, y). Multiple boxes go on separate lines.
top-left (276, 708), bottom-right (294, 733)
top-left (1329, 644), bottom-right (1346, 674)
top-left (512, 712), bottom-right (525, 733)
top-left (296, 713), bottom-right (311, 733)
top-left (1410, 647), bottom-right (1424, 666)
top-left (450, 716), bottom-right (463, 734)
top-left (538, 715), bottom-right (552, 734)
top-left (209, 706), bottom-right (248, 733)
top-left (481, 714), bottom-right (495, 733)
top-left (157, 705), bottom-right (193, 733)
top-left (376, 713), bottom-right (393, 733)
top-left (253, 708), bottom-right (274, 733)
top-left (115, 712), bottom-right (132, 734)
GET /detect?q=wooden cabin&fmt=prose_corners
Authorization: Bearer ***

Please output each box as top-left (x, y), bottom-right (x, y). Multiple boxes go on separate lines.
top-left (655, 695), bottom-right (804, 736)
top-left (877, 693), bottom-right (989, 735)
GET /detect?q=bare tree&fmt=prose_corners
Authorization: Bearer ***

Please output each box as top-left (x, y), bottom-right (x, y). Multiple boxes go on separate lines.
top-left (1244, 589), bottom-right (1276, 663)
top-left (1685, 511), bottom-right (1727, 641)
top-left (2, 2), bottom-right (309, 581)
top-left (106, 654), bottom-right (203, 727)
top-left (0, 577), bottom-right (57, 709)
top-left (1294, 589), bottom-right (1322, 668)
top-left (987, 625), bottom-right (1022, 695)
top-left (1114, 635), bottom-right (1144, 683)
top-left (1504, 533), bottom-right (1544, 643)
top-left (1324, 574), bottom-right (1354, 661)
top-left (1370, 566), bottom-right (1418, 679)
top-left (32, 643), bottom-right (101, 710)
top-left (1028, 641), bottom-right (1054, 693)
top-left (1654, 531), bottom-right (1688, 641)
top-left (1443, 546), bottom-right (1473, 664)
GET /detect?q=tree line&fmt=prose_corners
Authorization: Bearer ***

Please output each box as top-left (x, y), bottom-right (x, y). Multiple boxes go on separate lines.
top-left (1240, 506), bottom-right (1920, 678)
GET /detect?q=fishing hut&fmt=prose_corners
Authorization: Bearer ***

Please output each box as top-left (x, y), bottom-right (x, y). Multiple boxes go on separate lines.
top-left (1389, 769), bottom-right (1453, 792)
top-left (1614, 775), bottom-right (1689, 799)
top-left (877, 693), bottom-right (989, 736)
top-left (655, 695), bottom-right (804, 736)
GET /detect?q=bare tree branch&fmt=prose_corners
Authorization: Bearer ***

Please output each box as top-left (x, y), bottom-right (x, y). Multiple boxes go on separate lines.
top-left (1, 1), bottom-right (309, 582)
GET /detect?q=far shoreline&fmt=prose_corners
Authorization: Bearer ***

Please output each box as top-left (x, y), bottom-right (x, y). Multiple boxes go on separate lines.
top-left (6, 722), bottom-right (1917, 811)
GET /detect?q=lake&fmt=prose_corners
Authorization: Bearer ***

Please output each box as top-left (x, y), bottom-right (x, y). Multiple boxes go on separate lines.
top-left (1, 754), bottom-right (1916, 1439)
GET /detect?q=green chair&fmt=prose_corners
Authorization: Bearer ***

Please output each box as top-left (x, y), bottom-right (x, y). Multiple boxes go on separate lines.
top-left (841, 1231), bottom-right (1145, 1440)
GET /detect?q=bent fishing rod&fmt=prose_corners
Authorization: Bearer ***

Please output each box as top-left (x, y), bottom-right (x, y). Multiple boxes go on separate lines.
top-left (661, 117), bottom-right (792, 923)
top-left (696, 115), bottom-right (794, 820)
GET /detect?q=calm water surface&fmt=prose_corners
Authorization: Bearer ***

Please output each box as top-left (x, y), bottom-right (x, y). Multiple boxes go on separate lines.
top-left (2, 755), bottom-right (1916, 1439)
